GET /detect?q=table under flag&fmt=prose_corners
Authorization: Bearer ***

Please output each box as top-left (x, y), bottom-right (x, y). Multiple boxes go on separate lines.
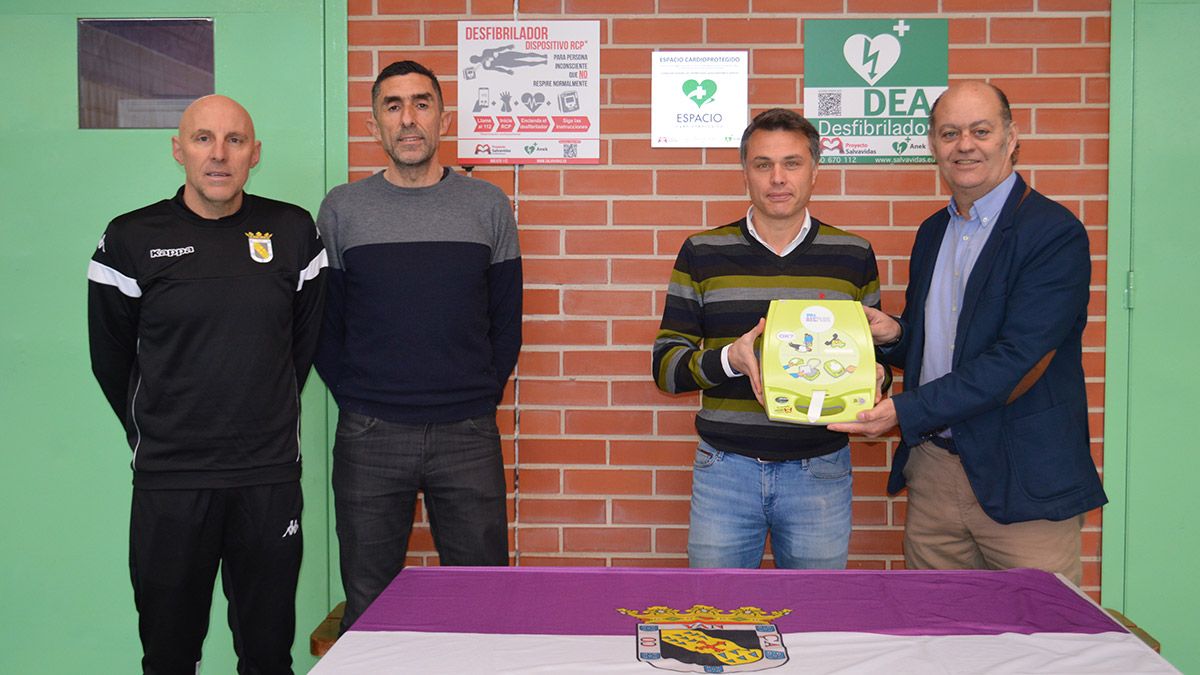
top-left (312, 566), bottom-right (1178, 674)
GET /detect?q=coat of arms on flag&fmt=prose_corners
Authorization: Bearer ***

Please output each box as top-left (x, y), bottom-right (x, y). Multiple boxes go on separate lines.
top-left (245, 231), bottom-right (274, 263)
top-left (617, 604), bottom-right (790, 672)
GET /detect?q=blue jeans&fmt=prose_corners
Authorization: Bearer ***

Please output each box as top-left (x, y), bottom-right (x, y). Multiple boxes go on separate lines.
top-left (687, 440), bottom-right (852, 569)
top-left (332, 410), bottom-right (508, 631)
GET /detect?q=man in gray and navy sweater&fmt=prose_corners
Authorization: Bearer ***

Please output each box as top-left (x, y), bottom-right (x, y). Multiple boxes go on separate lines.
top-left (314, 60), bottom-right (522, 632)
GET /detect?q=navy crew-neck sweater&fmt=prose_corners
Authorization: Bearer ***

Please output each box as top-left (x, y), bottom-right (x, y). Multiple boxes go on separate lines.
top-left (314, 170), bottom-right (522, 423)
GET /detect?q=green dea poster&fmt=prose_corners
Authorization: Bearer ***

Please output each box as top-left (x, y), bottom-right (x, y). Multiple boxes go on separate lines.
top-left (803, 19), bottom-right (947, 164)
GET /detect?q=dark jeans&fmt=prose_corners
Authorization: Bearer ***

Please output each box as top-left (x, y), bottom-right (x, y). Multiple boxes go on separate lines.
top-left (130, 482), bottom-right (302, 675)
top-left (332, 411), bottom-right (509, 631)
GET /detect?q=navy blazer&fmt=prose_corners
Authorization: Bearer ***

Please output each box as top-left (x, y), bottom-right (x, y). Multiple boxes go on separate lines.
top-left (881, 173), bottom-right (1106, 524)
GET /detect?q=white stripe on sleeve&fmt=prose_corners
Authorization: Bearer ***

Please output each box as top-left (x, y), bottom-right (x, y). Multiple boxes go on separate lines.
top-left (296, 249), bottom-right (328, 291)
top-left (87, 260), bottom-right (142, 298)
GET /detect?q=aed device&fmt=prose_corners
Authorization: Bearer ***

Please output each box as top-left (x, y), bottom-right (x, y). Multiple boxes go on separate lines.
top-left (761, 299), bottom-right (876, 425)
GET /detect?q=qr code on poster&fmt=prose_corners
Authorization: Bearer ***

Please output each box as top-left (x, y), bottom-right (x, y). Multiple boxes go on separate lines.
top-left (563, 143), bottom-right (578, 158)
top-left (817, 91), bottom-right (842, 117)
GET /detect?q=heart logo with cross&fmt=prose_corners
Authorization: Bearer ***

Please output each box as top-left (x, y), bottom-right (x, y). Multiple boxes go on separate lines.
top-left (682, 79), bottom-right (718, 108)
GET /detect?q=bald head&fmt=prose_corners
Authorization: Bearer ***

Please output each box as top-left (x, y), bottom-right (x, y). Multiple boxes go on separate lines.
top-left (929, 81), bottom-right (1012, 132)
top-left (172, 95), bottom-right (261, 219)
top-left (927, 81), bottom-right (1020, 212)
top-left (178, 95), bottom-right (256, 139)
top-left (929, 81), bottom-right (1019, 167)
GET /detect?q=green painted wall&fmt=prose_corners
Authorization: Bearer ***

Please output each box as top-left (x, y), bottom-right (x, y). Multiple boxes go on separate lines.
top-left (8, 0), bottom-right (1197, 671)
top-left (0, 1), bottom-right (344, 672)
top-left (1105, 0), bottom-right (1200, 671)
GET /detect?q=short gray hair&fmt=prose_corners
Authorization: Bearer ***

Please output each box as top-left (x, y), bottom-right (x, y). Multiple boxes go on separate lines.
top-left (739, 108), bottom-right (821, 165)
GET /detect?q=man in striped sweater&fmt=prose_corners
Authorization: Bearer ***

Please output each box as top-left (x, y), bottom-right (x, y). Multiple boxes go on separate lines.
top-left (652, 109), bottom-right (882, 569)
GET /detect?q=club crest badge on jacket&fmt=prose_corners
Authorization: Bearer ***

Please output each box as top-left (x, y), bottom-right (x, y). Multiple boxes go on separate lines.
top-left (246, 231), bottom-right (274, 263)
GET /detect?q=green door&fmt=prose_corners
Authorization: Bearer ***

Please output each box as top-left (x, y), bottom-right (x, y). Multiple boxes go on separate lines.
top-left (1106, 0), bottom-right (1200, 671)
top-left (0, 2), bottom-right (337, 671)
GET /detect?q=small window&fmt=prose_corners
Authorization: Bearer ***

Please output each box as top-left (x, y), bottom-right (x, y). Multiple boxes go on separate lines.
top-left (78, 18), bottom-right (214, 129)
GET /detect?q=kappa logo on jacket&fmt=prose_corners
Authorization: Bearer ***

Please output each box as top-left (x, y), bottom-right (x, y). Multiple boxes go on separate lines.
top-left (246, 231), bottom-right (274, 263)
top-left (282, 519), bottom-right (299, 538)
top-left (149, 245), bottom-right (195, 259)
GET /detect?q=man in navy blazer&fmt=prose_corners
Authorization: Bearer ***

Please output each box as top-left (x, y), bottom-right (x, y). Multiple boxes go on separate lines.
top-left (830, 82), bottom-right (1106, 585)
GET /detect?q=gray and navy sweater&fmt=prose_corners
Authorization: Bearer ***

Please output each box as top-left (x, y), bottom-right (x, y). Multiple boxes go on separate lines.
top-left (652, 217), bottom-right (881, 460)
top-left (87, 188), bottom-right (327, 489)
top-left (314, 169), bottom-right (522, 423)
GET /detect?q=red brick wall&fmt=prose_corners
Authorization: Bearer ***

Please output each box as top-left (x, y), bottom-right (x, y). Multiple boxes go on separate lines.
top-left (346, 0), bottom-right (1110, 598)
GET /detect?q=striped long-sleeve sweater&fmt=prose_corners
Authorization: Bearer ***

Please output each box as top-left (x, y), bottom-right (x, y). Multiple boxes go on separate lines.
top-left (652, 216), bottom-right (881, 460)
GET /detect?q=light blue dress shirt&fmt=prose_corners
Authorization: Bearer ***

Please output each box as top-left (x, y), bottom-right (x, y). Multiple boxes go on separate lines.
top-left (920, 172), bottom-right (1018, 437)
